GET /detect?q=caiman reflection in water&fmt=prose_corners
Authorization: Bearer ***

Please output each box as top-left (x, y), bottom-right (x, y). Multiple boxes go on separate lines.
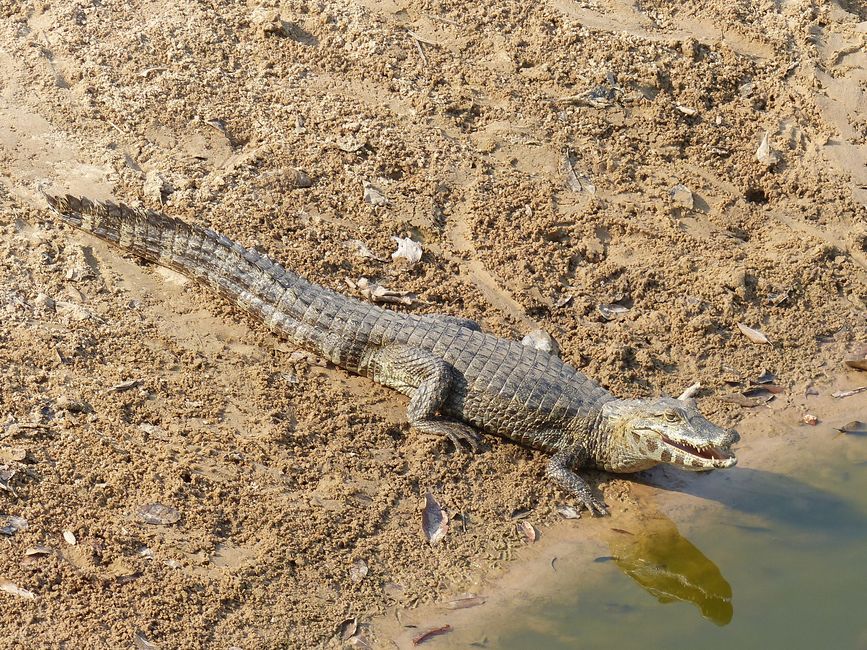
top-left (609, 515), bottom-right (733, 625)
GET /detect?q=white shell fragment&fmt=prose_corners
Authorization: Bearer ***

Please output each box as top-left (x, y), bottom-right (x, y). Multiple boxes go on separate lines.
top-left (390, 236), bottom-right (423, 266)
top-left (136, 503), bottom-right (181, 525)
top-left (756, 131), bottom-right (781, 167)
top-left (669, 183), bottom-right (694, 210)
top-left (63, 530), bottom-right (77, 546)
top-left (349, 559), bottom-right (368, 583)
top-left (362, 182), bottom-right (388, 206)
top-left (521, 329), bottom-right (561, 357)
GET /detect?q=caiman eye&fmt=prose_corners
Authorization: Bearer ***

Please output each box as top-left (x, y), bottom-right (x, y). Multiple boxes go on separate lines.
top-left (664, 410), bottom-right (680, 423)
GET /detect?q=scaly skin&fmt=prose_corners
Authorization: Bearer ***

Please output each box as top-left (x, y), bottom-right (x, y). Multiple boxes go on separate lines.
top-left (44, 194), bottom-right (739, 515)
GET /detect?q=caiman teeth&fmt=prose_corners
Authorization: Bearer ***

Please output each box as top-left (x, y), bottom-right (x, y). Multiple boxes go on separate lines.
top-left (662, 435), bottom-right (730, 460)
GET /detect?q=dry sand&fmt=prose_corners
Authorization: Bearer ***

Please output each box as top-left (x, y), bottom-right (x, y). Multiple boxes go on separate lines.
top-left (0, 0), bottom-right (865, 647)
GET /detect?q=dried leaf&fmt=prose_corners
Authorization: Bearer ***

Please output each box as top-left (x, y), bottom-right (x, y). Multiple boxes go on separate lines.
top-left (837, 421), bottom-right (867, 435)
top-left (63, 531), bottom-right (77, 545)
top-left (362, 183), bottom-right (388, 207)
top-left (832, 386), bottom-right (867, 399)
top-left (422, 492), bottom-right (448, 545)
top-left (22, 546), bottom-right (52, 565)
top-left (391, 236), bottom-right (423, 266)
top-left (556, 505), bottom-right (582, 520)
top-left (0, 515), bottom-right (27, 536)
top-left (517, 521), bottom-right (538, 542)
top-left (755, 370), bottom-right (776, 384)
top-left (0, 580), bottom-right (36, 600)
top-left (562, 149), bottom-right (596, 194)
top-left (349, 559), bottom-right (368, 583)
top-left (509, 507), bottom-right (533, 520)
top-left (719, 388), bottom-right (775, 407)
top-left (598, 303), bottom-right (629, 321)
top-left (442, 596), bottom-right (486, 610)
top-left (412, 624), bottom-right (453, 646)
top-left (344, 240), bottom-right (387, 262)
top-left (737, 322), bottom-right (770, 344)
top-left (339, 617), bottom-right (358, 641)
top-left (0, 469), bottom-right (17, 497)
top-left (136, 503), bottom-right (181, 525)
top-left (133, 630), bottom-right (160, 650)
top-left (108, 379), bottom-right (141, 393)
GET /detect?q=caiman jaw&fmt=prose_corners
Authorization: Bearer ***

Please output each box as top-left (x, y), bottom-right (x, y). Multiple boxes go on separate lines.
top-left (660, 434), bottom-right (737, 469)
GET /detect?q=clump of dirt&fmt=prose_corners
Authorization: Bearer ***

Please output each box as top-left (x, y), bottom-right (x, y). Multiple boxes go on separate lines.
top-left (0, 0), bottom-right (864, 647)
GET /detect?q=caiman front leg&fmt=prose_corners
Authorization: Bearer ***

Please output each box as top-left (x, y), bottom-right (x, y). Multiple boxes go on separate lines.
top-left (547, 449), bottom-right (609, 516)
top-left (365, 344), bottom-right (483, 452)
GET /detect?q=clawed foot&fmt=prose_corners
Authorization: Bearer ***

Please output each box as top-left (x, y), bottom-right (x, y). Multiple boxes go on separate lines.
top-left (413, 419), bottom-right (484, 453)
top-left (577, 495), bottom-right (609, 517)
top-left (546, 450), bottom-right (608, 516)
top-left (442, 423), bottom-right (483, 453)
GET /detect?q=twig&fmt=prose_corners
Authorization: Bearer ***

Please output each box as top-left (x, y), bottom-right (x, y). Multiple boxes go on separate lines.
top-left (678, 382), bottom-right (701, 401)
top-left (409, 34), bottom-right (428, 65)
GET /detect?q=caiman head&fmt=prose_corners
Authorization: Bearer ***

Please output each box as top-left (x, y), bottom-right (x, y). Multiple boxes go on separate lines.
top-left (599, 397), bottom-right (739, 473)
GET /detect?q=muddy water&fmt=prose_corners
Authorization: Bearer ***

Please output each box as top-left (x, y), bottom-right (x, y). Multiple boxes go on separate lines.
top-left (379, 384), bottom-right (867, 649)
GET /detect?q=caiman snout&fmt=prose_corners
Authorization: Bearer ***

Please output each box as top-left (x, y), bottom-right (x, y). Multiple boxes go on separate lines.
top-left (724, 428), bottom-right (740, 447)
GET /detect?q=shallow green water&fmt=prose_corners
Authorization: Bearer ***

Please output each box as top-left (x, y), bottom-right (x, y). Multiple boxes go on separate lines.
top-left (475, 444), bottom-right (867, 650)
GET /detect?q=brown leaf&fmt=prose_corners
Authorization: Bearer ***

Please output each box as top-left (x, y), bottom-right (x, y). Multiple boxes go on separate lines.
top-left (136, 503), bottom-right (181, 525)
top-left (441, 596), bottom-right (486, 610)
top-left (412, 624), bottom-right (453, 646)
top-left (719, 388), bottom-right (775, 407)
top-left (737, 323), bottom-right (769, 344)
top-left (422, 492), bottom-right (448, 545)
top-left (517, 521), bottom-right (538, 542)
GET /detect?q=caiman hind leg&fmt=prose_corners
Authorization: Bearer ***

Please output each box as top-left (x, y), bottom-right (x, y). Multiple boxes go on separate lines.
top-left (547, 449), bottom-right (609, 516)
top-left (365, 344), bottom-right (484, 452)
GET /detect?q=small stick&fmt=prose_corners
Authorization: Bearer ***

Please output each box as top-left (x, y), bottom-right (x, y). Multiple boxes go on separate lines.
top-left (678, 382), bottom-right (701, 401)
top-left (410, 34), bottom-right (428, 65)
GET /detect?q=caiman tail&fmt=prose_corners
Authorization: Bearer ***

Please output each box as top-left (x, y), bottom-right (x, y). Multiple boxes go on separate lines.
top-left (43, 193), bottom-right (394, 366)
